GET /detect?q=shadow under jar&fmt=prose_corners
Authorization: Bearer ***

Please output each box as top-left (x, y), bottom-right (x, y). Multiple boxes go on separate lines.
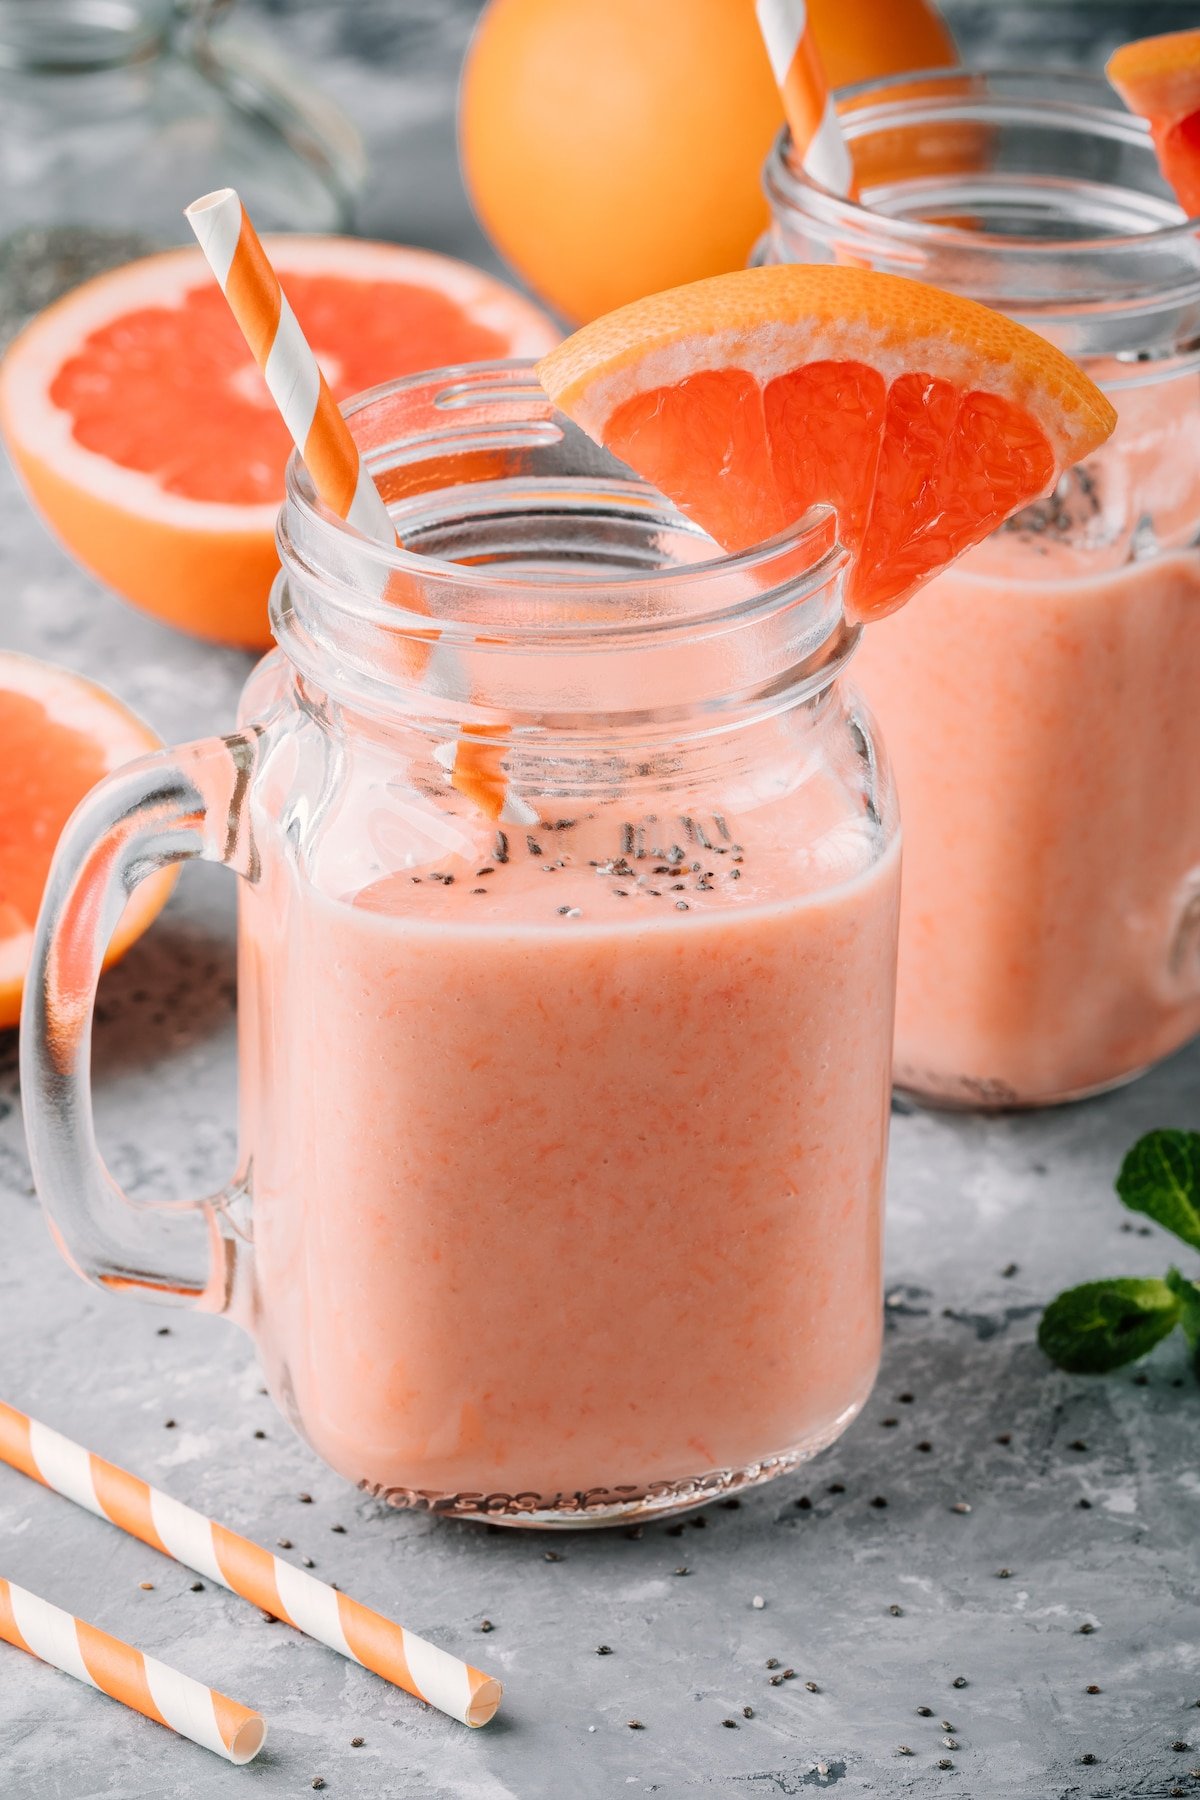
top-left (22, 364), bottom-right (899, 1525)
top-left (762, 69), bottom-right (1200, 1109)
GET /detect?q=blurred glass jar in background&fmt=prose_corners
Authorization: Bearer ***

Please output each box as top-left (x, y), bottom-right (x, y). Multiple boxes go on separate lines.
top-left (0, 0), bottom-right (364, 339)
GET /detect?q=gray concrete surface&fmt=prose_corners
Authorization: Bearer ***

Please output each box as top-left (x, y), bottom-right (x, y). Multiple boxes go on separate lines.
top-left (2, 4), bottom-right (1199, 1797)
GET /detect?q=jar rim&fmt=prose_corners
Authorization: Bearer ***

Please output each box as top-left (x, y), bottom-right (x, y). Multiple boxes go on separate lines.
top-left (279, 360), bottom-right (850, 649)
top-left (767, 65), bottom-right (1198, 251)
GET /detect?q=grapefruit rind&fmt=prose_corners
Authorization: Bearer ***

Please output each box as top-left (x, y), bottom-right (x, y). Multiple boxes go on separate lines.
top-left (0, 652), bottom-right (170, 1023)
top-left (536, 265), bottom-right (1116, 472)
top-left (1107, 27), bottom-right (1200, 120)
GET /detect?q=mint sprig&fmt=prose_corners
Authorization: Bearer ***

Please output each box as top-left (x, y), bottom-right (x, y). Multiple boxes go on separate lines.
top-left (1116, 1131), bottom-right (1200, 1249)
top-left (1038, 1130), bottom-right (1200, 1377)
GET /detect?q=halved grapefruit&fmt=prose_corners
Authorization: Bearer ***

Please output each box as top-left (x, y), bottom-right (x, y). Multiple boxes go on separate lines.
top-left (1107, 28), bottom-right (1200, 218)
top-left (0, 652), bottom-right (171, 1030)
top-left (0, 240), bottom-right (561, 650)
top-left (536, 264), bottom-right (1116, 620)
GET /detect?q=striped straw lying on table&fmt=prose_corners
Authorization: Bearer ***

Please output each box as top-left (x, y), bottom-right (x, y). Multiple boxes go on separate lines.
top-left (0, 1576), bottom-right (265, 1763)
top-left (0, 1402), bottom-right (502, 1729)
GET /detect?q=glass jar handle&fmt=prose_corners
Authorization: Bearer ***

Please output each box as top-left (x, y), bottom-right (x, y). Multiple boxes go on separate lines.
top-left (20, 732), bottom-right (259, 1314)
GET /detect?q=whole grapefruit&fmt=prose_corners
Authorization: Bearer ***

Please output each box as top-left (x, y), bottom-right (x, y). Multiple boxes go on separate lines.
top-left (459, 0), bottom-right (957, 324)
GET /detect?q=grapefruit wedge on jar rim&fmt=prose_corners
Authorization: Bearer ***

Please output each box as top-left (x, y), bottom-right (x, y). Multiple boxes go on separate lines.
top-left (0, 239), bottom-right (560, 651)
top-left (1107, 27), bottom-right (1200, 217)
top-left (536, 263), bottom-right (1116, 620)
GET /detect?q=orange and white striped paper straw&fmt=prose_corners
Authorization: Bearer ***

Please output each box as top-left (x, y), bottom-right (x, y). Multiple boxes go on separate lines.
top-left (756, 0), bottom-right (854, 195)
top-left (184, 186), bottom-right (524, 824)
top-left (0, 1575), bottom-right (265, 1763)
top-left (0, 1403), bottom-right (502, 1730)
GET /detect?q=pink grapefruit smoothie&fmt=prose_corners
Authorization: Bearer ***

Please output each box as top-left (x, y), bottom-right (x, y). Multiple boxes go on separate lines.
top-left (856, 535), bottom-right (1200, 1106)
top-left (241, 794), bottom-right (899, 1508)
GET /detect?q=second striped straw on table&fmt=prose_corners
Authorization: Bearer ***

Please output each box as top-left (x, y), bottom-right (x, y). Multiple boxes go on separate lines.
top-left (0, 1575), bottom-right (265, 1763)
top-left (756, 0), bottom-right (855, 195)
top-left (184, 186), bottom-right (525, 824)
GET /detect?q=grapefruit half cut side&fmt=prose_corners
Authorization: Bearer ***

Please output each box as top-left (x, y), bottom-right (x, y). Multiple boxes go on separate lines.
top-left (536, 264), bottom-right (1116, 622)
top-left (0, 240), bottom-right (562, 650)
top-left (0, 652), bottom-right (171, 1030)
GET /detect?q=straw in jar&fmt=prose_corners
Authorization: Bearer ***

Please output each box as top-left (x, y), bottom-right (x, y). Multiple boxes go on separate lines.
top-left (756, 0), bottom-right (854, 194)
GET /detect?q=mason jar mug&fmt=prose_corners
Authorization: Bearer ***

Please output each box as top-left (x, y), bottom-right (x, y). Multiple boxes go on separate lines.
top-left (22, 364), bottom-right (900, 1524)
top-left (762, 70), bottom-right (1200, 1108)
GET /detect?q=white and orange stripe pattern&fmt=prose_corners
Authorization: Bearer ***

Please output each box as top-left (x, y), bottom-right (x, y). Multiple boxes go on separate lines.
top-left (756, 0), bottom-right (855, 196)
top-left (0, 1575), bottom-right (265, 1763)
top-left (0, 1402), bottom-right (502, 1729)
top-left (185, 188), bottom-right (523, 825)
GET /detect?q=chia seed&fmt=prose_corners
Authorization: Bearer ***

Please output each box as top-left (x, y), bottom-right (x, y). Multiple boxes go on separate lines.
top-left (479, 1620), bottom-right (494, 1632)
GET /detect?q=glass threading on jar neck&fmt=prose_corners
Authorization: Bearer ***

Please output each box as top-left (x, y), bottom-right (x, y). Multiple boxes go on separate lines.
top-left (273, 362), bottom-right (856, 759)
top-left (762, 68), bottom-right (1200, 381)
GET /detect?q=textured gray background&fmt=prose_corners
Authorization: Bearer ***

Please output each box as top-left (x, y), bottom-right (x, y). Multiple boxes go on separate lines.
top-left (2, 3), bottom-right (1199, 1797)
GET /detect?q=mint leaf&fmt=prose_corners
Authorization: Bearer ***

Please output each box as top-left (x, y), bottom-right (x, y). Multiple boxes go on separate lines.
top-left (1116, 1131), bottom-right (1200, 1250)
top-left (1038, 1277), bottom-right (1181, 1373)
top-left (1165, 1268), bottom-right (1200, 1371)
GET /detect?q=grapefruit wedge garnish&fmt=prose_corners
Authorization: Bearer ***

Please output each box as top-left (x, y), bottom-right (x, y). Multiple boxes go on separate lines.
top-left (0, 239), bottom-right (560, 650)
top-left (0, 652), bottom-right (172, 1030)
top-left (536, 265), bottom-right (1116, 621)
top-left (1107, 28), bottom-right (1200, 217)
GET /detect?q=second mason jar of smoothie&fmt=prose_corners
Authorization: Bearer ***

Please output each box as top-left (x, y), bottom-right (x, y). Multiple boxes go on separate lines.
top-left (763, 69), bottom-right (1200, 1107)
